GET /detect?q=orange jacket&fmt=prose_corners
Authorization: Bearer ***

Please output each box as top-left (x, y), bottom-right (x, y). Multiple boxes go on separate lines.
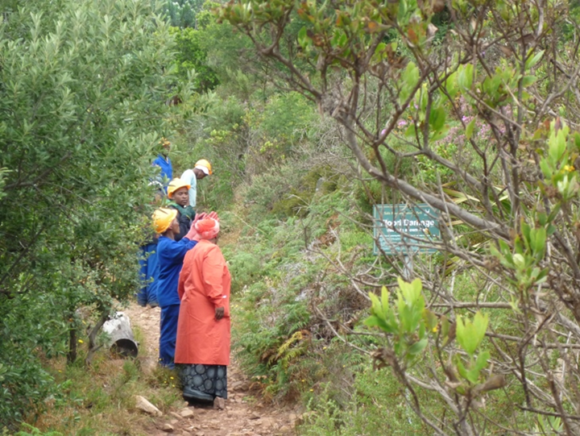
top-left (175, 240), bottom-right (231, 365)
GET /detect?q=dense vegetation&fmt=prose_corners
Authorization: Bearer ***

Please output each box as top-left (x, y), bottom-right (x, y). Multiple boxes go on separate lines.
top-left (214, 0), bottom-right (580, 434)
top-left (0, 0), bottom-right (181, 428)
top-left (4, 0), bottom-right (580, 435)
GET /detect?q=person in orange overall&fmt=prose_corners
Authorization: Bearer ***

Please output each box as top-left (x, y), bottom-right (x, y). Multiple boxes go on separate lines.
top-left (175, 218), bottom-right (231, 405)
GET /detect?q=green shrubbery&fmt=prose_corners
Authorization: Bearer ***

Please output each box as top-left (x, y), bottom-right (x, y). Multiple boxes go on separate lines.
top-left (0, 0), bottom-right (178, 428)
top-left (301, 366), bottom-right (431, 435)
top-left (222, 179), bottom-right (376, 401)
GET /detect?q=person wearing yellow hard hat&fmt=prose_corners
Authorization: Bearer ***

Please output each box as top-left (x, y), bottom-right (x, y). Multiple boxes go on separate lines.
top-left (151, 207), bottom-right (218, 369)
top-left (180, 159), bottom-right (212, 211)
top-left (167, 178), bottom-right (195, 241)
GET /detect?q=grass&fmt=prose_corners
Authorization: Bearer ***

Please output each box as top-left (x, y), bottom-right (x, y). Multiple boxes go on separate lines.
top-left (19, 326), bottom-right (184, 436)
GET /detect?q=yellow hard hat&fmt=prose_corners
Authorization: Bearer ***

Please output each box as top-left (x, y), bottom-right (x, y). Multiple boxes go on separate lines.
top-left (152, 208), bottom-right (178, 234)
top-left (194, 159), bottom-right (212, 175)
top-left (167, 178), bottom-right (191, 199)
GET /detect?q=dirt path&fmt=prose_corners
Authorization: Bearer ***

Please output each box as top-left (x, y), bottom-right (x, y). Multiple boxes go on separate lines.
top-left (124, 303), bottom-right (299, 436)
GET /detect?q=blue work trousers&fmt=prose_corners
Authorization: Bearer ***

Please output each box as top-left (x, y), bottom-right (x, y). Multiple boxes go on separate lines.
top-left (159, 304), bottom-right (180, 368)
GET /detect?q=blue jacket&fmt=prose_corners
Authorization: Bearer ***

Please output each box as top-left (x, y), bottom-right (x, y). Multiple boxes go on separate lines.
top-left (153, 154), bottom-right (173, 188)
top-left (156, 236), bottom-right (197, 307)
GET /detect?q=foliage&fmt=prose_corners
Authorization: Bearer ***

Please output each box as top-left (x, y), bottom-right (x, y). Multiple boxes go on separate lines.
top-left (0, 0), bottom-right (179, 428)
top-left (169, 26), bottom-right (219, 92)
top-left (12, 424), bottom-right (63, 436)
top-left (8, 0), bottom-right (580, 432)
top-left (300, 367), bottom-right (434, 435)
top-left (162, 0), bottom-right (204, 28)
top-left (218, 0), bottom-right (580, 433)
top-left (226, 183), bottom-right (373, 401)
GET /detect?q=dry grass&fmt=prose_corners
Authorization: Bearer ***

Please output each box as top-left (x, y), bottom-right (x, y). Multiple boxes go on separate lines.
top-left (23, 326), bottom-right (183, 436)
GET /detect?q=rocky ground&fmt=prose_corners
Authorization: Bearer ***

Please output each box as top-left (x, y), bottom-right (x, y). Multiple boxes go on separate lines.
top-left (124, 303), bottom-right (300, 436)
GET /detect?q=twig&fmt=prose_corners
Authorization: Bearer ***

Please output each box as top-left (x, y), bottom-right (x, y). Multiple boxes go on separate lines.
top-left (314, 307), bottom-right (371, 355)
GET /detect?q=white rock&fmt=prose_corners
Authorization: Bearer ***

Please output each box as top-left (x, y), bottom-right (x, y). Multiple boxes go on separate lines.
top-left (180, 408), bottom-right (195, 418)
top-left (135, 395), bottom-right (162, 416)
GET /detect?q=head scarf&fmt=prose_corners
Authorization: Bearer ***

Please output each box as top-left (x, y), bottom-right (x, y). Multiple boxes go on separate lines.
top-left (152, 208), bottom-right (178, 234)
top-left (194, 218), bottom-right (220, 240)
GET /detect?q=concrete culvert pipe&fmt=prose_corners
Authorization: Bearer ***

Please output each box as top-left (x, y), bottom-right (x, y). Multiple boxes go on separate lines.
top-left (103, 312), bottom-right (139, 358)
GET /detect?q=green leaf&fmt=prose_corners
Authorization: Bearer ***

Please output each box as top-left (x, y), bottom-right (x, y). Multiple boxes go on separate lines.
top-left (366, 313), bottom-right (395, 331)
top-left (456, 358), bottom-right (469, 380)
top-left (396, 278), bottom-right (425, 334)
top-left (402, 62), bottom-right (419, 92)
top-left (381, 285), bottom-right (390, 316)
top-left (573, 133), bottom-right (580, 151)
top-left (547, 204), bottom-right (561, 222)
top-left (429, 106), bottom-right (446, 131)
top-left (456, 312), bottom-right (489, 356)
top-left (373, 42), bottom-right (386, 58)
top-left (298, 26), bottom-right (308, 48)
top-left (474, 350), bottom-right (490, 372)
top-left (363, 315), bottom-right (381, 328)
top-left (539, 158), bottom-right (552, 179)
top-left (440, 316), bottom-right (451, 345)
top-left (465, 118), bottom-right (475, 140)
top-left (443, 71), bottom-right (458, 98)
top-left (521, 222), bottom-right (531, 248)
top-left (548, 123), bottom-right (569, 165)
top-left (465, 368), bottom-right (480, 384)
top-left (408, 338), bottom-right (428, 355)
top-left (521, 75), bottom-right (537, 87)
top-left (430, 126), bottom-right (450, 142)
top-left (457, 64), bottom-right (473, 90)
top-left (525, 50), bottom-right (544, 70)
top-left (423, 309), bottom-right (438, 332)
top-left (369, 291), bottom-right (385, 320)
top-left (531, 227), bottom-right (546, 260)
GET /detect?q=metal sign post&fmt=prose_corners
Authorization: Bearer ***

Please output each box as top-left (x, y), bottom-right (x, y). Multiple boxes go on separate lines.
top-left (373, 203), bottom-right (441, 277)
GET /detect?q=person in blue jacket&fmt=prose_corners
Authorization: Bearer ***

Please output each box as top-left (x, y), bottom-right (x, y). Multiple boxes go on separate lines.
top-left (137, 138), bottom-right (172, 307)
top-left (153, 207), bottom-right (198, 368)
top-left (152, 208), bottom-right (219, 368)
top-left (137, 231), bottom-right (160, 308)
top-left (152, 138), bottom-right (173, 192)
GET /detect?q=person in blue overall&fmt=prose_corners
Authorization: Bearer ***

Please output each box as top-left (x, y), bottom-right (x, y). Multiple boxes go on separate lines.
top-left (152, 208), bottom-right (218, 368)
top-left (152, 138), bottom-right (173, 192)
top-left (137, 138), bottom-right (172, 307)
top-left (137, 230), bottom-right (160, 307)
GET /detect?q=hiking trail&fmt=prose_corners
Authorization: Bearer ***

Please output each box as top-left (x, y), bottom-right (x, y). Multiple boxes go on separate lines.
top-left (124, 303), bottom-right (300, 436)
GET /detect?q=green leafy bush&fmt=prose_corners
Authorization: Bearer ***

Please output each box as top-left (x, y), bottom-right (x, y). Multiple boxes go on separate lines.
top-left (169, 26), bottom-right (219, 92)
top-left (0, 0), bottom-right (177, 428)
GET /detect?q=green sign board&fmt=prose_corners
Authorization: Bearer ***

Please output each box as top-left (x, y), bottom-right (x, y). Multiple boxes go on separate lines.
top-left (373, 203), bottom-right (441, 255)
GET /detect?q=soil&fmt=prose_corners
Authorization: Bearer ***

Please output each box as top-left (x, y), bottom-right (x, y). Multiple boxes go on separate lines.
top-left (124, 303), bottom-right (300, 436)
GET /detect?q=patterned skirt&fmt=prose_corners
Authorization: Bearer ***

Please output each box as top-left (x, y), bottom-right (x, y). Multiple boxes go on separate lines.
top-left (178, 364), bottom-right (228, 402)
